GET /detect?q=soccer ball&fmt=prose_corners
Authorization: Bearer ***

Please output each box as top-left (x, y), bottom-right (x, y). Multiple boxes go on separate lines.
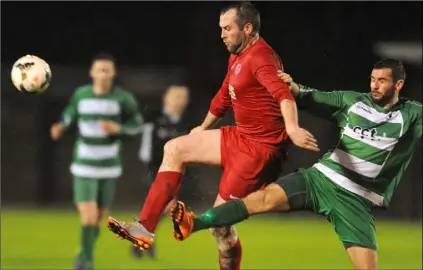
top-left (11, 55), bottom-right (52, 94)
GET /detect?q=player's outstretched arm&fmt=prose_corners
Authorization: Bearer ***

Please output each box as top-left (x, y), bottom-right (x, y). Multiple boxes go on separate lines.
top-left (277, 71), bottom-right (347, 119)
top-left (51, 92), bottom-right (78, 140)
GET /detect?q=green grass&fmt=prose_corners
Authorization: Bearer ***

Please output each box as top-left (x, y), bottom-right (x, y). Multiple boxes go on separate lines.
top-left (1, 209), bottom-right (421, 269)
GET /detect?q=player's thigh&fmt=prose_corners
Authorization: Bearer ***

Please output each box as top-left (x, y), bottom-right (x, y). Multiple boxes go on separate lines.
top-left (345, 245), bottom-right (378, 270)
top-left (243, 171), bottom-right (310, 214)
top-left (73, 177), bottom-right (100, 223)
top-left (274, 170), bottom-right (311, 211)
top-left (97, 178), bottom-right (118, 210)
top-left (73, 177), bottom-right (99, 205)
top-left (330, 192), bottom-right (378, 252)
top-left (166, 129), bottom-right (221, 165)
top-left (218, 146), bottom-right (281, 201)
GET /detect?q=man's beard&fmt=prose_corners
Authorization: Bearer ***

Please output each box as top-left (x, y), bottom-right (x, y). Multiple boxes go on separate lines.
top-left (228, 41), bottom-right (242, 54)
top-left (371, 87), bottom-right (395, 107)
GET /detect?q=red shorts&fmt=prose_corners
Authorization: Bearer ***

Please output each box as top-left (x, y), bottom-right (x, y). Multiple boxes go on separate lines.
top-left (219, 126), bottom-right (286, 201)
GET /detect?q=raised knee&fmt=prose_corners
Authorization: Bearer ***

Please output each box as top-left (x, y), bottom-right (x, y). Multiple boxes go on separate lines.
top-left (163, 138), bottom-right (185, 159)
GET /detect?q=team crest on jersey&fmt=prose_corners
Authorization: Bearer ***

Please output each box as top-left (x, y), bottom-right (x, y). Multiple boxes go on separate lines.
top-left (234, 64), bottom-right (242, 75)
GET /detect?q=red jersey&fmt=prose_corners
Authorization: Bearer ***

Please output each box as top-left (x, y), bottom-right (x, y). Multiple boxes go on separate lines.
top-left (209, 38), bottom-right (294, 146)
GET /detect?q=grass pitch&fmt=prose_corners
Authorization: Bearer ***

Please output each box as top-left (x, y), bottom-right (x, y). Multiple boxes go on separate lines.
top-left (1, 209), bottom-right (421, 269)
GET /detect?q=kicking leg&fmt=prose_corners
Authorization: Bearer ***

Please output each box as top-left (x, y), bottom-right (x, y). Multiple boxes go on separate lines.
top-left (170, 170), bottom-right (310, 237)
top-left (345, 245), bottom-right (378, 270)
top-left (171, 183), bottom-right (290, 239)
top-left (107, 129), bottom-right (222, 249)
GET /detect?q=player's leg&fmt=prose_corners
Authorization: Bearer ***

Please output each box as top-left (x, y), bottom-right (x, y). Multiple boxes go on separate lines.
top-left (206, 138), bottom-right (283, 270)
top-left (171, 170), bottom-right (308, 238)
top-left (209, 194), bottom-right (243, 270)
top-left (330, 191), bottom-right (378, 270)
top-left (345, 244), bottom-right (378, 270)
top-left (107, 129), bottom-right (222, 249)
top-left (73, 177), bottom-right (101, 270)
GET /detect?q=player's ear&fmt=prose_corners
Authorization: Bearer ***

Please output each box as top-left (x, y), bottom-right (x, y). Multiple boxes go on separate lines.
top-left (89, 67), bottom-right (94, 79)
top-left (395, 79), bottom-right (404, 92)
top-left (244, 23), bottom-right (253, 35)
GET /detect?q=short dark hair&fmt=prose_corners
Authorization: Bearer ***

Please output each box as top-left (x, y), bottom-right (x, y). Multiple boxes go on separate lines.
top-left (92, 52), bottom-right (116, 65)
top-left (221, 2), bottom-right (261, 34)
top-left (373, 58), bottom-right (406, 82)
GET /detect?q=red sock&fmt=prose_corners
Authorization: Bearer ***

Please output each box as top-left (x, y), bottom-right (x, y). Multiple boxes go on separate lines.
top-left (218, 239), bottom-right (242, 270)
top-left (139, 171), bottom-right (182, 233)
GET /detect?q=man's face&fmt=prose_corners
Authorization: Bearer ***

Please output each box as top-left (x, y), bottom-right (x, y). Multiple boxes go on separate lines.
top-left (219, 9), bottom-right (247, 54)
top-left (370, 68), bottom-right (403, 106)
top-left (90, 59), bottom-right (116, 86)
top-left (164, 86), bottom-right (189, 114)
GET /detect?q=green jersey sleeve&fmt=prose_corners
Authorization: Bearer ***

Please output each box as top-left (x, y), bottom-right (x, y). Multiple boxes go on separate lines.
top-left (120, 92), bottom-right (143, 136)
top-left (60, 92), bottom-right (79, 131)
top-left (412, 112), bottom-right (422, 139)
top-left (296, 84), bottom-right (357, 121)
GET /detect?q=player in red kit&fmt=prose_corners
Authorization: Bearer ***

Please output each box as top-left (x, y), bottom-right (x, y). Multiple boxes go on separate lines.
top-left (106, 2), bottom-right (319, 269)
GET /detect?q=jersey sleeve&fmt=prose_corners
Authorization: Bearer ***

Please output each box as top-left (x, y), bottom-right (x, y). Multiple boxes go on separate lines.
top-left (120, 92), bottom-right (143, 136)
top-left (250, 49), bottom-right (294, 104)
top-left (60, 92), bottom-right (78, 131)
top-left (412, 112), bottom-right (422, 139)
top-left (209, 56), bottom-right (235, 117)
top-left (296, 84), bottom-right (353, 120)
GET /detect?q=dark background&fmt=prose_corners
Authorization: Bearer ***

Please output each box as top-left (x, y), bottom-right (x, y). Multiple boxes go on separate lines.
top-left (1, 1), bottom-right (422, 220)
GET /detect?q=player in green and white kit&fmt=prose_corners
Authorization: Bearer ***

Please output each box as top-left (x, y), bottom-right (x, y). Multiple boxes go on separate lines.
top-left (169, 58), bottom-right (422, 270)
top-left (51, 53), bottom-right (143, 270)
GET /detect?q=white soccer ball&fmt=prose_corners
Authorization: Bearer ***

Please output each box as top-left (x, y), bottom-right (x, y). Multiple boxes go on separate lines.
top-left (11, 55), bottom-right (52, 94)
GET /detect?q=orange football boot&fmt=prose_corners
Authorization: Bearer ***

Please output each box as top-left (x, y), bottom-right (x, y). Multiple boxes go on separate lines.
top-left (106, 216), bottom-right (154, 250)
top-left (169, 201), bottom-right (195, 241)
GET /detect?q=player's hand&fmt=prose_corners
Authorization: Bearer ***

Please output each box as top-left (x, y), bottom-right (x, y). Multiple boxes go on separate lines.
top-left (51, 123), bottom-right (64, 141)
top-left (277, 71), bottom-right (299, 92)
top-left (190, 126), bottom-right (206, 135)
top-left (99, 120), bottom-right (121, 135)
top-left (287, 127), bottom-right (320, 152)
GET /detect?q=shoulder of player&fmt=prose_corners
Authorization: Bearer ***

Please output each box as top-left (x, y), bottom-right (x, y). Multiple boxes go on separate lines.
top-left (402, 99), bottom-right (422, 117)
top-left (73, 84), bottom-right (92, 96)
top-left (113, 86), bottom-right (133, 96)
top-left (327, 89), bottom-right (363, 100)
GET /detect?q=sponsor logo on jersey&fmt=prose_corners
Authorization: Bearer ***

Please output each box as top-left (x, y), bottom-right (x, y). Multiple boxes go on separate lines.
top-left (234, 64), bottom-right (242, 75)
top-left (352, 126), bottom-right (379, 141)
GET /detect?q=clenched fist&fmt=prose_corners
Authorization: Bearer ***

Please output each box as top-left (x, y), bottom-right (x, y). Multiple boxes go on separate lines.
top-left (99, 120), bottom-right (121, 135)
top-left (51, 123), bottom-right (64, 141)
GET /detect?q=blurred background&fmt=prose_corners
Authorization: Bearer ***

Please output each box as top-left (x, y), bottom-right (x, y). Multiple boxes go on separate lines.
top-left (1, 1), bottom-right (422, 269)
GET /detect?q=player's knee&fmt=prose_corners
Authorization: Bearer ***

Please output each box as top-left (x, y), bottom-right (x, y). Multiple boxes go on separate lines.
top-left (78, 202), bottom-right (99, 225)
top-left (163, 138), bottom-right (184, 160)
top-left (248, 186), bottom-right (287, 213)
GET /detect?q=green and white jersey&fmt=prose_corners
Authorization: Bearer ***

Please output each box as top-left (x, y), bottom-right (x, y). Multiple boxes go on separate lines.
top-left (60, 85), bottom-right (143, 179)
top-left (297, 85), bottom-right (422, 207)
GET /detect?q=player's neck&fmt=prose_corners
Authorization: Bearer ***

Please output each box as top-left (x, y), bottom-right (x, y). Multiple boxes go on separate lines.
top-left (383, 95), bottom-right (399, 109)
top-left (93, 84), bottom-right (112, 95)
top-left (237, 34), bottom-right (260, 54)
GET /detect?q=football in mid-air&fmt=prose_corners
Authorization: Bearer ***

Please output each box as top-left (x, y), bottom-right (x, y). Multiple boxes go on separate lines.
top-left (11, 55), bottom-right (52, 94)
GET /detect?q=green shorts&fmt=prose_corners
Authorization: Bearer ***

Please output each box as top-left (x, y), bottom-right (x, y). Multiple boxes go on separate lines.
top-left (73, 177), bottom-right (118, 209)
top-left (275, 167), bottom-right (377, 251)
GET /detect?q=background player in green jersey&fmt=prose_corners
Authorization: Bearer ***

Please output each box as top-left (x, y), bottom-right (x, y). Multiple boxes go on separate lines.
top-left (169, 58), bottom-right (422, 270)
top-left (50, 53), bottom-right (143, 270)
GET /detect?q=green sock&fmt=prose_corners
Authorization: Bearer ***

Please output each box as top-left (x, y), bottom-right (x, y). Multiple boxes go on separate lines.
top-left (193, 200), bottom-right (250, 232)
top-left (80, 226), bottom-right (97, 262)
top-left (93, 226), bottom-right (100, 241)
